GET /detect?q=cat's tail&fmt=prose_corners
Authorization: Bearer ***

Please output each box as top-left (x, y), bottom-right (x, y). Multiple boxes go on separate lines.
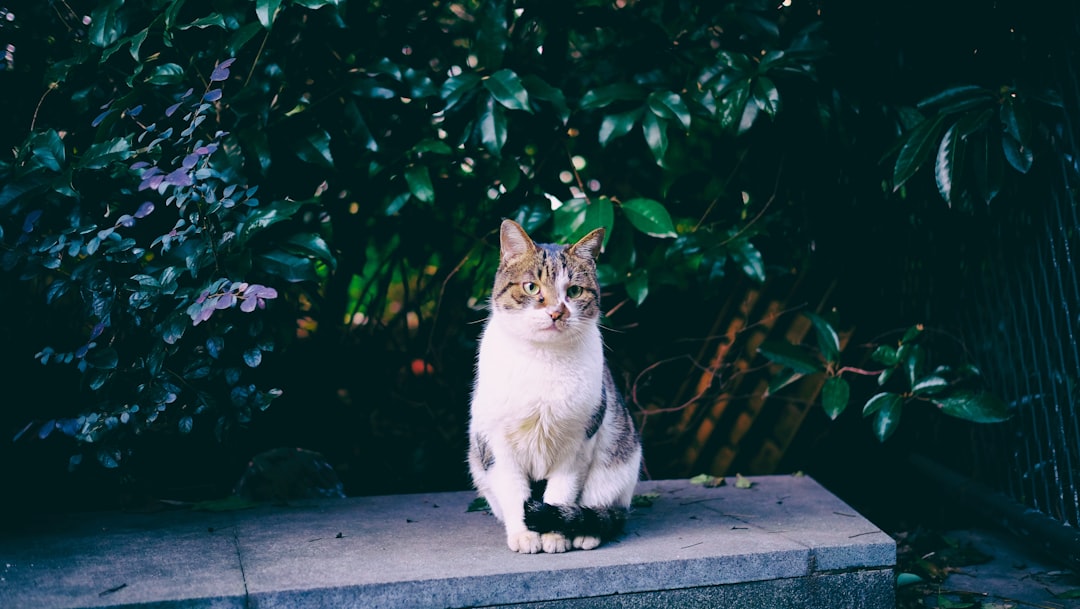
top-left (523, 499), bottom-right (628, 540)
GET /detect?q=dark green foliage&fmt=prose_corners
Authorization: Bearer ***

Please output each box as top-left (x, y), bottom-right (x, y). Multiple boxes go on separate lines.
top-left (0, 0), bottom-right (1066, 490)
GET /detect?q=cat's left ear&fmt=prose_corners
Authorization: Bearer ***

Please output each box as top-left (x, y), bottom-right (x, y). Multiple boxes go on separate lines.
top-left (569, 228), bottom-right (605, 261)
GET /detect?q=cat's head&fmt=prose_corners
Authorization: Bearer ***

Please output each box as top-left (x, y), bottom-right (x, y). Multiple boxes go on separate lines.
top-left (490, 219), bottom-right (604, 342)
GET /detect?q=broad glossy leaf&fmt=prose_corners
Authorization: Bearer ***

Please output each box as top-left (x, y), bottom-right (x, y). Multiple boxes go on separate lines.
top-left (970, 130), bottom-right (1003, 204)
top-left (478, 97), bottom-right (507, 156)
top-left (483, 69), bottom-right (531, 113)
top-left (256, 250), bottom-right (318, 283)
top-left (717, 82), bottom-right (751, 133)
top-left (935, 390), bottom-right (1009, 423)
top-left (257, 0), bottom-right (282, 29)
top-left (934, 122), bottom-right (963, 205)
top-left (620, 198), bottom-right (677, 238)
top-left (730, 239), bottom-right (765, 283)
top-left (89, 0), bottom-right (123, 48)
top-left (284, 232), bottom-right (336, 268)
top-left (239, 199), bottom-right (303, 243)
top-left (553, 197), bottom-right (587, 238)
top-left (295, 130), bottom-right (334, 168)
top-left (405, 165), bottom-right (435, 203)
top-left (804, 311), bottom-right (840, 363)
top-left (641, 111), bottom-right (668, 164)
top-left (599, 108), bottom-right (642, 147)
top-left (31, 130), bottom-right (66, 173)
top-left (521, 74), bottom-right (570, 123)
top-left (822, 376), bottom-right (850, 420)
top-left (893, 114), bottom-right (947, 191)
top-left (912, 375), bottom-right (950, 396)
top-left (579, 83), bottom-right (645, 110)
top-left (145, 63), bottom-right (186, 86)
top-left (441, 72), bottom-right (481, 111)
top-left (901, 343), bottom-right (925, 386)
top-left (917, 85), bottom-right (994, 114)
top-left (753, 76), bottom-right (781, 118)
top-left (647, 92), bottom-right (691, 130)
top-left (625, 269), bottom-right (649, 305)
top-left (578, 196), bottom-right (615, 245)
top-left (768, 368), bottom-right (804, 394)
top-left (863, 391), bottom-right (901, 416)
top-left (757, 340), bottom-right (824, 375)
top-left (872, 399), bottom-right (903, 442)
top-left (1002, 133), bottom-right (1033, 174)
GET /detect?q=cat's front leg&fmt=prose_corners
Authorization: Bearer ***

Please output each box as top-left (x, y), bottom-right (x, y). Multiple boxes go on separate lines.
top-left (489, 467), bottom-right (543, 553)
top-left (537, 469), bottom-right (582, 553)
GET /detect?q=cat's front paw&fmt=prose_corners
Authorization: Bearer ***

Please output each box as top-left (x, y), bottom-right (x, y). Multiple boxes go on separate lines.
top-left (508, 530), bottom-right (543, 554)
top-left (541, 532), bottom-right (571, 553)
top-left (572, 535), bottom-right (602, 550)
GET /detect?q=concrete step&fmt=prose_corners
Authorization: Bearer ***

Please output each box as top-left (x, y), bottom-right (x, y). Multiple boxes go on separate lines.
top-left (0, 476), bottom-right (895, 608)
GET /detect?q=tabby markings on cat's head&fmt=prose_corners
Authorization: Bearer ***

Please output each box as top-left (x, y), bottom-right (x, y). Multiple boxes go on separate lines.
top-left (491, 220), bottom-right (604, 341)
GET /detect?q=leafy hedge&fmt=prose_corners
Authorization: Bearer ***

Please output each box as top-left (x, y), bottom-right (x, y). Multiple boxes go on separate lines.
top-left (0, 0), bottom-right (1068, 481)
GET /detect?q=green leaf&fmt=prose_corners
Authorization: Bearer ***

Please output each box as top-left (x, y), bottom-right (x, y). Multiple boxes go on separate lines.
top-left (935, 390), bottom-right (1009, 423)
top-left (893, 113), bottom-right (947, 191)
top-left (872, 399), bottom-right (903, 442)
top-left (862, 391), bottom-right (902, 416)
top-left (466, 497), bottom-right (490, 512)
top-left (145, 63), bottom-right (186, 86)
top-left (901, 325), bottom-right (924, 343)
top-left (917, 85), bottom-right (994, 114)
top-left (900, 343), bottom-right (925, 387)
top-left (239, 199), bottom-right (303, 244)
top-left (283, 232), bottom-right (336, 269)
top-left (30, 130), bottom-right (66, 173)
top-left (89, 0), bottom-right (124, 48)
top-left (641, 110), bottom-right (668, 164)
top-left (647, 92), bottom-right (691, 130)
top-left (717, 82), bottom-right (751, 133)
top-left (553, 197), bottom-right (587, 238)
top-left (295, 130), bottom-right (334, 168)
top-left (620, 198), bottom-right (677, 238)
top-left (871, 344), bottom-right (898, 365)
top-left (804, 311), bottom-right (840, 363)
top-left (768, 368), bottom-right (804, 394)
top-left (730, 239), bottom-right (765, 283)
top-left (625, 269), bottom-right (648, 305)
top-left (256, 0), bottom-right (282, 29)
top-left (911, 375), bottom-right (950, 396)
top-left (934, 122), bottom-right (964, 206)
top-left (896, 572), bottom-right (925, 587)
top-left (478, 97), bottom-right (507, 156)
top-left (256, 250), bottom-right (318, 283)
top-left (734, 473), bottom-right (753, 489)
top-left (521, 75), bottom-right (569, 123)
top-left (483, 69), bottom-right (531, 113)
top-left (599, 108), bottom-right (642, 147)
top-left (970, 131), bottom-right (1003, 204)
top-left (405, 165), bottom-right (435, 203)
top-left (579, 83), bottom-right (645, 110)
top-left (757, 340), bottom-right (824, 375)
top-left (441, 72), bottom-right (482, 111)
top-left (752, 76), bottom-right (781, 117)
top-left (1002, 133), bottom-right (1033, 174)
top-left (822, 376), bottom-right (850, 420)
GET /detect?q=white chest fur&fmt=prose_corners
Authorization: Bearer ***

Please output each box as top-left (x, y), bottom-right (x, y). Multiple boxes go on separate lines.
top-left (472, 314), bottom-right (604, 478)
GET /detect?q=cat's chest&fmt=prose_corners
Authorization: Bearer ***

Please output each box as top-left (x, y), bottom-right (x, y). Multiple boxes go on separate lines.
top-left (474, 323), bottom-right (604, 417)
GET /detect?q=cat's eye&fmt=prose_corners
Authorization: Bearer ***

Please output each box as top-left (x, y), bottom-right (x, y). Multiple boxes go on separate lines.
top-left (566, 285), bottom-right (583, 298)
top-left (522, 282), bottom-right (541, 295)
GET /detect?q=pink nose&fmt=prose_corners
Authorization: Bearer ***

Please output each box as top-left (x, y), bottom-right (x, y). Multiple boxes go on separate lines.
top-left (548, 304), bottom-right (569, 321)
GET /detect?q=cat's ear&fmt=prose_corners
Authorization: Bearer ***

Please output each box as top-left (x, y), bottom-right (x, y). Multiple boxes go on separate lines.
top-left (569, 227), bottom-right (605, 261)
top-left (500, 219), bottom-right (536, 262)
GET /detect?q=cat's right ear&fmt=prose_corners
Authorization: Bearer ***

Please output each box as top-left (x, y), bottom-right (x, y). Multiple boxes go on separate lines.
top-left (499, 219), bottom-right (536, 262)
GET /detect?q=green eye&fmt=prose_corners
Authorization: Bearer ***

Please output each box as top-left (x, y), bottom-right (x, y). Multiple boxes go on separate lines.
top-left (522, 282), bottom-right (540, 295)
top-left (566, 285), bottom-right (583, 298)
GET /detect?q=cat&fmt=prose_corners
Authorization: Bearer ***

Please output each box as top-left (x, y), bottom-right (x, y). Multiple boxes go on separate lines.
top-left (467, 219), bottom-right (642, 554)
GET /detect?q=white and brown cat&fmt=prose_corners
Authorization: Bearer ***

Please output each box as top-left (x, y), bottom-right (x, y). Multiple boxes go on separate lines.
top-left (468, 219), bottom-right (642, 554)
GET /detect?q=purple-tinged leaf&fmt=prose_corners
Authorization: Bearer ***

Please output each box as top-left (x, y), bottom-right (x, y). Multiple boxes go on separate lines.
top-left (135, 201), bottom-right (155, 218)
top-left (128, 104), bottom-right (144, 117)
top-left (204, 89), bottom-right (223, 102)
top-left (116, 214), bottom-right (135, 227)
top-left (38, 420), bottom-right (56, 440)
top-left (215, 292), bottom-right (236, 309)
top-left (22, 209), bottom-right (43, 233)
top-left (207, 336), bottom-right (224, 358)
top-left (182, 153), bottom-right (201, 169)
top-left (92, 109), bottom-right (113, 127)
top-left (164, 168), bottom-right (194, 186)
top-left (165, 102), bottom-right (183, 117)
top-left (210, 58), bottom-right (236, 82)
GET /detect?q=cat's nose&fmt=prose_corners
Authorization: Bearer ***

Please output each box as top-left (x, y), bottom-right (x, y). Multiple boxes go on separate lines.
top-left (548, 303), bottom-right (569, 321)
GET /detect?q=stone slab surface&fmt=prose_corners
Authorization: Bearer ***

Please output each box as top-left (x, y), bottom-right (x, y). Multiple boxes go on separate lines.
top-left (0, 476), bottom-right (895, 609)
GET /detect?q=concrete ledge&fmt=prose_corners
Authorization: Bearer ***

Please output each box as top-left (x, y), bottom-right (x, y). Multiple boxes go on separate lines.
top-left (0, 476), bottom-right (895, 609)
